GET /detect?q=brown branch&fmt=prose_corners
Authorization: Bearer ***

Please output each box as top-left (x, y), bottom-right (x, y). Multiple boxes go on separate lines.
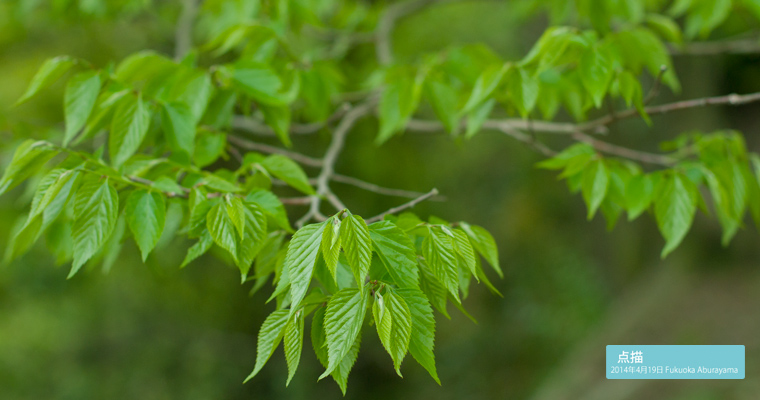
top-left (174, 0), bottom-right (197, 61)
top-left (231, 103), bottom-right (351, 137)
top-left (331, 173), bottom-right (446, 200)
top-left (279, 197), bottom-right (314, 205)
top-left (670, 39), bottom-right (760, 56)
top-left (365, 188), bottom-right (440, 223)
top-left (571, 132), bottom-right (675, 166)
top-left (226, 135), bottom-right (323, 167)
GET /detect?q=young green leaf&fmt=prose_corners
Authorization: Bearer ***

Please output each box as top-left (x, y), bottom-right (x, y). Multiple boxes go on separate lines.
top-left (655, 172), bottom-right (698, 258)
top-left (125, 190), bottom-right (166, 261)
top-left (109, 93), bottom-right (151, 168)
top-left (246, 189), bottom-right (292, 232)
top-left (319, 288), bottom-right (368, 380)
top-left (425, 80), bottom-right (460, 135)
top-left (206, 202), bottom-right (239, 263)
top-left (161, 101), bottom-right (196, 159)
top-left (16, 56), bottom-right (76, 105)
top-left (180, 230), bottom-right (213, 268)
top-left (373, 290), bottom-right (412, 376)
top-left (231, 63), bottom-right (284, 106)
top-left (451, 228), bottom-right (478, 280)
top-left (261, 104), bottom-right (292, 147)
top-left (397, 288), bottom-right (440, 384)
top-left (225, 196), bottom-right (247, 240)
top-left (286, 221), bottom-right (327, 312)
top-left (63, 70), bottom-right (101, 146)
top-left (626, 173), bottom-right (654, 220)
top-left (260, 154), bottom-right (315, 195)
top-left (458, 222), bottom-right (502, 278)
top-left (422, 226), bottom-right (459, 302)
top-left (284, 310), bottom-right (305, 386)
top-left (71, 177), bottom-right (119, 277)
top-left (340, 214), bottom-right (372, 288)
top-left (321, 217), bottom-right (342, 282)
top-left (244, 309), bottom-right (289, 382)
top-left (368, 220), bottom-right (418, 289)
top-left (311, 306), bottom-right (362, 395)
top-left (581, 159), bottom-right (609, 219)
top-left (236, 201), bottom-right (268, 279)
top-left (579, 45), bottom-right (613, 108)
top-left (0, 140), bottom-right (56, 196)
top-left (462, 63), bottom-right (507, 113)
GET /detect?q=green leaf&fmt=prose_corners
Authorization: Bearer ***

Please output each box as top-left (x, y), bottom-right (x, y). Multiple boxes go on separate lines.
top-left (626, 173), bottom-right (654, 220)
top-left (655, 172), bottom-right (698, 258)
top-left (368, 221), bottom-right (418, 289)
top-left (506, 67), bottom-right (539, 117)
top-left (579, 45), bottom-right (613, 108)
top-left (206, 202), bottom-right (239, 263)
top-left (645, 14), bottom-right (683, 44)
top-left (465, 98), bottom-right (495, 139)
top-left (397, 288), bottom-right (440, 384)
top-left (319, 288), bottom-right (368, 380)
top-left (260, 154), bottom-right (315, 195)
top-left (5, 214), bottom-right (42, 263)
top-left (161, 101), bottom-right (196, 159)
top-left (246, 189), bottom-right (292, 232)
top-left (194, 131), bottom-right (226, 168)
top-left (0, 140), bottom-right (56, 196)
top-left (71, 177), bottom-right (119, 277)
top-left (244, 309), bottom-right (289, 382)
top-left (125, 190), bottom-right (166, 261)
top-left (311, 306), bottom-right (362, 395)
top-left (463, 63), bottom-right (507, 113)
top-left (459, 222), bottom-right (502, 278)
top-left (63, 70), bottom-right (102, 146)
top-left (451, 228), bottom-right (478, 280)
top-left (373, 290), bottom-right (412, 376)
top-left (418, 260), bottom-right (449, 318)
top-left (261, 104), bottom-right (292, 147)
top-left (321, 217), bottom-right (342, 282)
top-left (30, 169), bottom-right (79, 219)
top-left (109, 93), bottom-right (152, 168)
top-left (286, 222), bottom-right (327, 312)
top-left (422, 226), bottom-right (459, 302)
top-left (340, 214), bottom-right (372, 288)
top-left (425, 80), bottom-right (459, 135)
top-left (236, 201), bottom-right (268, 280)
top-left (231, 63), bottom-right (284, 106)
top-left (225, 196), bottom-right (247, 240)
top-left (16, 56), bottom-right (76, 105)
top-left (581, 159), bottom-right (609, 219)
top-left (284, 310), bottom-right (305, 386)
top-left (180, 230), bottom-right (213, 268)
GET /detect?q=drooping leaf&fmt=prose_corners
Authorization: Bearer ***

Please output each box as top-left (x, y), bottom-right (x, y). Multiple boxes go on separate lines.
top-left (284, 310), bottom-right (305, 386)
top-left (63, 70), bottom-right (102, 146)
top-left (244, 309), bottom-right (289, 382)
top-left (626, 173), bottom-right (654, 221)
top-left (125, 190), bottom-right (166, 261)
top-left (581, 159), bottom-right (609, 219)
top-left (655, 172), bottom-right (698, 258)
top-left (422, 226), bottom-right (459, 302)
top-left (260, 154), bottom-right (315, 195)
top-left (340, 214), bottom-right (372, 288)
top-left (16, 56), bottom-right (76, 105)
top-left (373, 290), bottom-right (412, 376)
top-left (311, 306), bottom-right (362, 395)
top-left (236, 201), bottom-right (268, 279)
top-left (109, 93), bottom-right (152, 168)
top-left (180, 230), bottom-right (213, 268)
top-left (462, 63), bottom-right (507, 113)
top-left (246, 188), bottom-right (292, 232)
top-left (458, 222), bottom-right (502, 278)
top-left (321, 217), bottom-right (342, 282)
top-left (319, 288), bottom-right (368, 380)
top-left (161, 101), bottom-right (196, 159)
top-left (451, 228), bottom-right (478, 280)
top-left (286, 222), bottom-right (327, 312)
top-left (206, 201), bottom-right (239, 263)
top-left (71, 177), bottom-right (119, 277)
top-left (0, 140), bottom-right (56, 196)
top-left (397, 288), bottom-right (440, 384)
top-left (368, 220), bottom-right (418, 289)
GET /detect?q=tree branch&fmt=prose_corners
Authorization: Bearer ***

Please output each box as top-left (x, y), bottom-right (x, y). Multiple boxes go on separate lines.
top-left (365, 188), bottom-right (440, 223)
top-left (331, 173), bottom-right (446, 200)
top-left (571, 131), bottom-right (675, 166)
top-left (231, 103), bottom-right (351, 137)
top-left (226, 135), bottom-right (323, 167)
top-left (174, 0), bottom-right (197, 61)
top-left (670, 38), bottom-right (760, 56)
top-left (297, 101), bottom-right (375, 227)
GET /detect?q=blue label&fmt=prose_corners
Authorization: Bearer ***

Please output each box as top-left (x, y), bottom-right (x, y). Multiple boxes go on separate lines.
top-left (606, 345), bottom-right (744, 379)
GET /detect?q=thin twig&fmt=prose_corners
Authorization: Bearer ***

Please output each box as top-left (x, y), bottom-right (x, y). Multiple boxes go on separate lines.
top-left (231, 103), bottom-right (351, 136)
top-left (571, 131), bottom-right (675, 166)
top-left (226, 135), bottom-right (323, 167)
top-left (174, 0), bottom-right (197, 60)
top-left (331, 173), bottom-right (446, 200)
top-left (279, 197), bottom-right (314, 205)
top-left (644, 65), bottom-right (667, 105)
top-left (670, 38), bottom-right (760, 56)
top-left (365, 188), bottom-right (440, 223)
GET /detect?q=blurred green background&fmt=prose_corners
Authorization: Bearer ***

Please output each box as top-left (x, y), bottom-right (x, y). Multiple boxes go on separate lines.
top-left (1, 1), bottom-right (759, 399)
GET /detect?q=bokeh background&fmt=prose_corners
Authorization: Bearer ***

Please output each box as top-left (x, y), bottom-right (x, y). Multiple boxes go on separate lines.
top-left (1, 1), bottom-right (759, 399)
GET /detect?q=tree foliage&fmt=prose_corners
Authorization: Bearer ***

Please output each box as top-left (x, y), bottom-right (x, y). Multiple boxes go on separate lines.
top-left (3, 0), bottom-right (760, 394)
